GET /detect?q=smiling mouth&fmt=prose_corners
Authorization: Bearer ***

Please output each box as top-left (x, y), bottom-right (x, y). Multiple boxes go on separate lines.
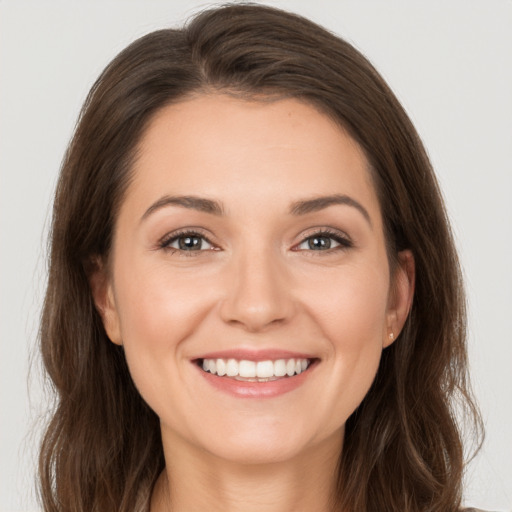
top-left (196, 357), bottom-right (315, 382)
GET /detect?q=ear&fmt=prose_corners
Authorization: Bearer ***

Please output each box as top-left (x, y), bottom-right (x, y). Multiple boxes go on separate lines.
top-left (384, 249), bottom-right (415, 348)
top-left (88, 257), bottom-right (123, 346)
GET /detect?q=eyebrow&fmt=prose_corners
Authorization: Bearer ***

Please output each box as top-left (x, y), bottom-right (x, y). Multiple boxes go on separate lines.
top-left (289, 194), bottom-right (372, 227)
top-left (141, 195), bottom-right (225, 221)
top-left (141, 193), bottom-right (372, 227)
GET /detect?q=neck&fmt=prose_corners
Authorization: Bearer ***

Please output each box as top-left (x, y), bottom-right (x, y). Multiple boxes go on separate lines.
top-left (151, 429), bottom-right (343, 512)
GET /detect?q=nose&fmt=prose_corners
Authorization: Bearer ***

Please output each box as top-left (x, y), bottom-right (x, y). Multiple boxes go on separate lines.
top-left (219, 248), bottom-right (295, 332)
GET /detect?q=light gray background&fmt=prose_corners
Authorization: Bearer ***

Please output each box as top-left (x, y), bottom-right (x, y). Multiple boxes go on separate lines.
top-left (1, 1), bottom-right (511, 511)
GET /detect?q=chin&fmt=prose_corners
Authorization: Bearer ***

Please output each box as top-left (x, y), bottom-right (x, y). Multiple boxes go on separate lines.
top-left (202, 433), bottom-right (316, 466)
top-left (181, 413), bottom-right (344, 467)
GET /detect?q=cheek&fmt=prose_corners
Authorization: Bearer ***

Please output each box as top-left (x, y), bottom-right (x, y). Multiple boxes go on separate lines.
top-left (111, 262), bottom-right (219, 406)
top-left (303, 262), bottom-right (390, 346)
top-left (114, 262), bottom-right (213, 348)
top-left (111, 262), bottom-right (221, 420)
top-left (299, 263), bottom-right (390, 425)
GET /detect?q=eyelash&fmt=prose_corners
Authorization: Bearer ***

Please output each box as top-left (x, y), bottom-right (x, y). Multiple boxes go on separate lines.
top-left (158, 228), bottom-right (353, 255)
top-left (159, 229), bottom-right (216, 255)
top-left (294, 228), bottom-right (353, 253)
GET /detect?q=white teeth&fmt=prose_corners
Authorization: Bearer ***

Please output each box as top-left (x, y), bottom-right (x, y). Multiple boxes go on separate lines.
top-left (216, 358), bottom-right (226, 376)
top-left (200, 357), bottom-right (311, 379)
top-left (256, 360), bottom-right (274, 378)
top-left (239, 360), bottom-right (256, 378)
top-left (226, 358), bottom-right (238, 377)
top-left (274, 359), bottom-right (287, 377)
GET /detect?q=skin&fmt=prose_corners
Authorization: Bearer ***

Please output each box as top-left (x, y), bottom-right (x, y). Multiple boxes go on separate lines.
top-left (91, 95), bottom-right (414, 512)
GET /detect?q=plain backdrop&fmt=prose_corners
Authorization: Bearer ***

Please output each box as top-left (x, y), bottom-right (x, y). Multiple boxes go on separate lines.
top-left (1, 1), bottom-right (511, 511)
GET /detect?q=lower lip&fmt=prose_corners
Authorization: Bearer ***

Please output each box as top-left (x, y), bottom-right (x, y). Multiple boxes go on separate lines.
top-left (195, 361), bottom-right (317, 398)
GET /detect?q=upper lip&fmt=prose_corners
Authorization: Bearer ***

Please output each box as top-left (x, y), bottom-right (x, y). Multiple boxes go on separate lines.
top-left (193, 349), bottom-right (317, 362)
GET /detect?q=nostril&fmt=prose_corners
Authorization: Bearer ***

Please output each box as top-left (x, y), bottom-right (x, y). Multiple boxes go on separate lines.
top-left (218, 265), bottom-right (294, 331)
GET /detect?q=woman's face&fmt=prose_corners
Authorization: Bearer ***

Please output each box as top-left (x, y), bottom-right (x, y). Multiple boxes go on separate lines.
top-left (94, 95), bottom-right (413, 465)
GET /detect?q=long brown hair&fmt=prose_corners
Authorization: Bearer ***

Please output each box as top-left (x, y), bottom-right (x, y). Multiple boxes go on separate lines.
top-left (39, 4), bottom-right (482, 511)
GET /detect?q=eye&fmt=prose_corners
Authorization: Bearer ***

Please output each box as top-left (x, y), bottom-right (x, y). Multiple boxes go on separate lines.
top-left (160, 231), bottom-right (215, 252)
top-left (295, 230), bottom-right (352, 252)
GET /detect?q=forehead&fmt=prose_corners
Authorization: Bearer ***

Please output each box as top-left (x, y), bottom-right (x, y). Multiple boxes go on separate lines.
top-left (125, 94), bottom-right (380, 222)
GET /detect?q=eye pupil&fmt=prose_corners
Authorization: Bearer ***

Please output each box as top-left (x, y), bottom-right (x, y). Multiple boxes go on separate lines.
top-left (179, 236), bottom-right (202, 250)
top-left (308, 236), bottom-right (331, 250)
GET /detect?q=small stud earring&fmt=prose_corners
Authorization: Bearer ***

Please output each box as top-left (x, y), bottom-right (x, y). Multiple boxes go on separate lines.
top-left (389, 332), bottom-right (394, 341)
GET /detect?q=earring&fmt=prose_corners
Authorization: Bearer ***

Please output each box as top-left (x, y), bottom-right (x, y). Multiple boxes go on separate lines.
top-left (388, 332), bottom-right (394, 341)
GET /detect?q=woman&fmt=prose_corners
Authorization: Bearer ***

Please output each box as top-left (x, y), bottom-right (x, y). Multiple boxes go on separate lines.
top-left (39, 4), bottom-right (484, 511)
